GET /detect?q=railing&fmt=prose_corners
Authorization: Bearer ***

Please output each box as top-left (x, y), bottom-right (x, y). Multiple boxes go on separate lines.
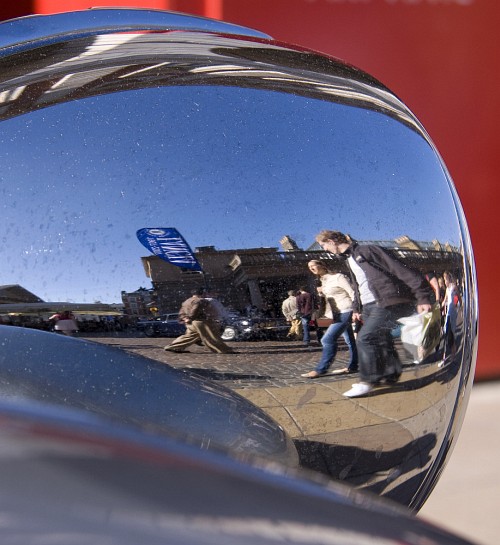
top-left (232, 248), bottom-right (460, 268)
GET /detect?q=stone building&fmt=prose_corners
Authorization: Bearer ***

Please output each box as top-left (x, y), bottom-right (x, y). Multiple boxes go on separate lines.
top-left (140, 236), bottom-right (462, 316)
top-left (121, 287), bottom-right (155, 319)
top-left (140, 245), bottom-right (315, 314)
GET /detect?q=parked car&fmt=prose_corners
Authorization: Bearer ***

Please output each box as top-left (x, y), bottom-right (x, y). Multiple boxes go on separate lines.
top-left (136, 314), bottom-right (186, 337)
top-left (221, 314), bottom-right (290, 341)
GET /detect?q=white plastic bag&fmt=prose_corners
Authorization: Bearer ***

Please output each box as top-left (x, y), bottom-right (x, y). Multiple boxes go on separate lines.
top-left (398, 304), bottom-right (441, 363)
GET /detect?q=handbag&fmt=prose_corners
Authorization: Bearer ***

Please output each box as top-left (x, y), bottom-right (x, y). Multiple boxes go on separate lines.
top-left (316, 317), bottom-right (334, 328)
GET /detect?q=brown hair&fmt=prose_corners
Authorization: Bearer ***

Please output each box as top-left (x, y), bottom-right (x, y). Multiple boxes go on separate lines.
top-left (315, 230), bottom-right (350, 244)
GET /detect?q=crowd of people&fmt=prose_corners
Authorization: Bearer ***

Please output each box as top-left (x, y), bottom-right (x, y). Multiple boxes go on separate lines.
top-left (161, 230), bottom-right (461, 399)
top-left (0, 312), bottom-right (129, 334)
top-left (279, 230), bottom-right (461, 398)
top-left (3, 225), bottom-right (461, 400)
top-left (3, 226), bottom-right (447, 401)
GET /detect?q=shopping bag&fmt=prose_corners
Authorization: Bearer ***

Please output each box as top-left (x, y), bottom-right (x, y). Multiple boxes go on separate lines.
top-left (398, 304), bottom-right (441, 363)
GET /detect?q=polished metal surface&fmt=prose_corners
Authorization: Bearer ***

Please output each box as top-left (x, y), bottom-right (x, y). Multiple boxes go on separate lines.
top-left (0, 9), bottom-right (478, 511)
top-left (0, 325), bottom-right (298, 467)
top-left (0, 400), bottom-right (475, 545)
top-left (0, 8), bottom-right (271, 50)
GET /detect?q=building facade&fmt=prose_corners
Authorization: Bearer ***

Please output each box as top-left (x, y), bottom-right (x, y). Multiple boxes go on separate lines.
top-left (141, 237), bottom-right (461, 316)
top-left (121, 288), bottom-right (156, 319)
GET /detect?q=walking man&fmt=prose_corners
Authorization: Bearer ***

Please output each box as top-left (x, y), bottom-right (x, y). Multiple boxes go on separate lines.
top-left (315, 230), bottom-right (432, 397)
top-left (165, 288), bottom-right (235, 354)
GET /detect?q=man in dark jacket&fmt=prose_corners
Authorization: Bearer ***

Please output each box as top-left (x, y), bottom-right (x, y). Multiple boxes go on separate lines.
top-left (316, 230), bottom-right (432, 397)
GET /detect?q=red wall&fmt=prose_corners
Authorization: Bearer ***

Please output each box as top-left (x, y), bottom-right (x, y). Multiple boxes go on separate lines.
top-left (2, 1), bottom-right (497, 379)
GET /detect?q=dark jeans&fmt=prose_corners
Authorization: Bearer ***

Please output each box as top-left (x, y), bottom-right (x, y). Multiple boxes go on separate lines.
top-left (357, 303), bottom-right (413, 384)
top-left (315, 311), bottom-right (358, 374)
top-left (301, 315), bottom-right (311, 344)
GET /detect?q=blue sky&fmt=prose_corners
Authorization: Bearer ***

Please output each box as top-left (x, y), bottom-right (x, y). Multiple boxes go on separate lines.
top-left (1, 85), bottom-right (463, 303)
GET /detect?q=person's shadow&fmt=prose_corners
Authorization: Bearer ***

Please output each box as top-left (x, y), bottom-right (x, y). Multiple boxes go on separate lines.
top-left (294, 432), bottom-right (437, 506)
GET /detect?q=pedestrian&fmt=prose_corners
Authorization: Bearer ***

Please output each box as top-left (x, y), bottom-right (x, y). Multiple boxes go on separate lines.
top-left (165, 288), bottom-right (235, 354)
top-left (49, 310), bottom-right (78, 336)
top-left (296, 286), bottom-right (314, 347)
top-left (315, 230), bottom-right (432, 397)
top-left (442, 270), bottom-right (460, 361)
top-left (301, 260), bottom-right (358, 378)
top-left (281, 290), bottom-right (302, 339)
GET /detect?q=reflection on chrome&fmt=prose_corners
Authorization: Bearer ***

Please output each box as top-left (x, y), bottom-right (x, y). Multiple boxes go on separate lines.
top-left (0, 31), bottom-right (420, 130)
top-left (0, 8), bottom-right (477, 513)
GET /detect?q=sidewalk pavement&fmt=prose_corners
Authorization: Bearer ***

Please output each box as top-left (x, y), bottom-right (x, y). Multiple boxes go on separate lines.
top-left (85, 334), bottom-right (498, 544)
top-left (418, 380), bottom-right (500, 545)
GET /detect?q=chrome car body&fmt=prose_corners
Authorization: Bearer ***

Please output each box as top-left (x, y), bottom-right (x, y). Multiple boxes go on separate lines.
top-left (0, 325), bottom-right (299, 467)
top-left (0, 398), bottom-right (475, 545)
top-left (0, 8), bottom-right (478, 544)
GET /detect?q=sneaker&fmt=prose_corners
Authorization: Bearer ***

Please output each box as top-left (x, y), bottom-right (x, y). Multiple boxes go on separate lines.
top-left (343, 382), bottom-right (374, 398)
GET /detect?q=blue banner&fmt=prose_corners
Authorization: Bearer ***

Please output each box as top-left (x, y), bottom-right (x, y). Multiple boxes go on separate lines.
top-left (136, 228), bottom-right (203, 272)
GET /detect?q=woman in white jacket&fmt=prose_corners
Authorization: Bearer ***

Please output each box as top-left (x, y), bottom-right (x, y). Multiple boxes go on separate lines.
top-left (301, 260), bottom-right (358, 378)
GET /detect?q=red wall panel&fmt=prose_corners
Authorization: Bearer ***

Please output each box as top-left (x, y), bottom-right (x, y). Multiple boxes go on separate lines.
top-left (34, 0), bottom-right (167, 12)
